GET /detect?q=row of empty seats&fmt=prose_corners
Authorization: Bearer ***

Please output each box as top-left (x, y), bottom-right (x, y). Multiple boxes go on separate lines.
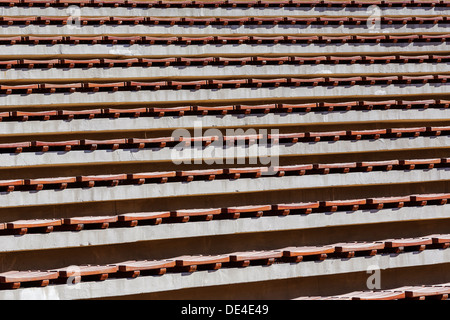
top-left (0, 75), bottom-right (448, 95)
top-left (1, 234), bottom-right (448, 289)
top-left (1, 16), bottom-right (449, 26)
top-left (1, 192), bottom-right (448, 234)
top-left (1, 99), bottom-right (447, 121)
top-left (0, 0), bottom-right (447, 8)
top-left (1, 54), bottom-right (447, 69)
top-left (1, 126), bottom-right (448, 153)
top-left (0, 157), bottom-right (448, 191)
top-left (295, 282), bottom-right (450, 300)
top-left (1, 34), bottom-right (449, 45)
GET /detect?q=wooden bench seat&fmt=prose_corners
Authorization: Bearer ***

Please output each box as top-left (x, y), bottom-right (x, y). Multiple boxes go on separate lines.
top-left (224, 166), bottom-right (269, 179)
top-left (272, 201), bottom-right (320, 215)
top-left (281, 245), bottom-right (335, 262)
top-left (114, 260), bottom-right (176, 277)
top-left (173, 255), bottom-right (230, 272)
top-left (334, 241), bottom-right (385, 258)
top-left (65, 36), bottom-right (103, 44)
top-left (359, 100), bottom-right (397, 110)
top-left (85, 82), bottom-right (126, 92)
top-left (139, 57), bottom-right (177, 67)
top-left (127, 171), bottom-right (176, 184)
top-left (312, 162), bottom-right (357, 174)
top-left (289, 77), bottom-right (325, 87)
top-left (168, 80), bottom-right (207, 90)
top-left (127, 137), bottom-right (175, 148)
top-left (348, 290), bottom-right (406, 300)
top-left (51, 265), bottom-right (118, 284)
top-left (79, 17), bottom-right (110, 25)
top-left (387, 35), bottom-right (419, 43)
top-left (103, 108), bottom-right (147, 118)
top-left (117, 211), bottom-right (171, 227)
top-left (0, 270), bottom-right (58, 289)
top-left (1, 84), bottom-right (38, 94)
top-left (25, 36), bottom-right (63, 45)
top-left (320, 101), bottom-right (359, 111)
top-left (0, 36), bottom-right (22, 45)
top-left (25, 176), bottom-right (77, 190)
top-left (268, 133), bottom-right (306, 144)
top-left (215, 57), bottom-right (252, 66)
top-left (228, 250), bottom-right (282, 267)
top-left (427, 234), bottom-right (450, 249)
top-left (0, 142), bottom-right (31, 153)
top-left (179, 135), bottom-right (219, 147)
top-left (177, 57), bottom-right (214, 66)
top-left (410, 193), bottom-right (450, 205)
top-left (170, 208), bottom-right (222, 222)
top-left (319, 199), bottom-right (366, 212)
top-left (221, 204), bottom-right (272, 218)
top-left (147, 106), bottom-right (191, 117)
top-left (0, 179), bottom-right (24, 192)
top-left (61, 216), bottom-right (118, 231)
top-left (0, 60), bottom-right (19, 69)
top-left (6, 219), bottom-right (62, 235)
top-left (386, 127), bottom-right (427, 137)
top-left (247, 78), bottom-right (288, 88)
top-left (253, 56), bottom-right (290, 65)
top-left (58, 109), bottom-right (102, 120)
top-left (391, 285), bottom-right (450, 300)
top-left (176, 169), bottom-right (224, 182)
top-left (290, 56), bottom-right (326, 64)
top-left (305, 130), bottom-right (347, 142)
top-left (60, 59), bottom-right (101, 68)
top-left (208, 79), bottom-right (247, 89)
top-left (366, 195), bottom-right (411, 209)
top-left (346, 129), bottom-right (386, 140)
top-left (326, 76), bottom-right (362, 86)
top-left (31, 140), bottom-right (79, 152)
top-left (234, 104), bottom-right (277, 114)
top-left (426, 126), bottom-right (450, 136)
top-left (179, 36), bottom-right (214, 45)
top-left (364, 75), bottom-right (397, 85)
top-left (272, 164), bottom-right (313, 177)
top-left (383, 237), bottom-right (432, 253)
top-left (80, 139), bottom-right (127, 151)
top-left (192, 105), bottom-right (233, 115)
top-left (223, 134), bottom-right (262, 145)
top-left (327, 56), bottom-right (362, 64)
top-left (110, 17), bottom-right (145, 25)
top-left (21, 59), bottom-right (59, 68)
top-left (11, 111), bottom-right (58, 121)
top-left (398, 158), bottom-right (441, 170)
top-left (277, 103), bottom-right (318, 113)
top-left (76, 174), bottom-right (127, 187)
top-left (101, 58), bottom-right (139, 68)
top-left (356, 160), bottom-right (399, 172)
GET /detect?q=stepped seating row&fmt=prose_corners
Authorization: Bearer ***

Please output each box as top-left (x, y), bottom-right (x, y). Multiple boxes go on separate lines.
top-left (0, 0), bottom-right (446, 8)
top-left (296, 283), bottom-right (450, 300)
top-left (1, 193), bottom-right (448, 234)
top-left (0, 74), bottom-right (448, 95)
top-left (0, 34), bottom-right (449, 45)
top-left (0, 126), bottom-right (448, 153)
top-left (1, 16), bottom-right (449, 26)
top-left (1, 234), bottom-right (448, 289)
top-left (1, 99), bottom-right (447, 121)
top-left (1, 54), bottom-right (447, 70)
